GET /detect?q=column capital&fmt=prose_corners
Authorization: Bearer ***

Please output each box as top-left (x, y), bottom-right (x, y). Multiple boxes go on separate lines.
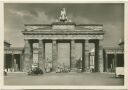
top-left (52, 39), bottom-right (57, 41)
top-left (24, 39), bottom-right (30, 44)
top-left (99, 39), bottom-right (103, 44)
top-left (85, 39), bottom-right (89, 51)
top-left (71, 39), bottom-right (75, 41)
top-left (52, 39), bottom-right (57, 43)
top-left (38, 39), bottom-right (44, 41)
top-left (114, 52), bottom-right (117, 55)
top-left (38, 39), bottom-right (42, 41)
top-left (85, 39), bottom-right (89, 43)
top-left (71, 39), bottom-right (75, 43)
top-left (39, 39), bottom-right (42, 43)
top-left (99, 40), bottom-right (103, 49)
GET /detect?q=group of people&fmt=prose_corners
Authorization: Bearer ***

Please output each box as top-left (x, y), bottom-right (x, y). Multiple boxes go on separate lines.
top-left (44, 57), bottom-right (83, 73)
top-left (56, 63), bottom-right (70, 73)
top-left (44, 60), bottom-right (52, 73)
top-left (4, 58), bottom-right (19, 76)
top-left (31, 57), bottom-right (95, 74)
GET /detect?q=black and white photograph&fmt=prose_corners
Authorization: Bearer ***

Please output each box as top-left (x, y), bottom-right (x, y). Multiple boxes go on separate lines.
top-left (2, 2), bottom-right (126, 88)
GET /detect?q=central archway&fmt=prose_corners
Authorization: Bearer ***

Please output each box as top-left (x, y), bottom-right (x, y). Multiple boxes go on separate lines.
top-left (58, 42), bottom-right (70, 67)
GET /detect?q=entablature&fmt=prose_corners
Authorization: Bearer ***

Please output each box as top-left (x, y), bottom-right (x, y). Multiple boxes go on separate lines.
top-left (4, 47), bottom-right (23, 54)
top-left (24, 24), bottom-right (103, 32)
top-left (22, 30), bottom-right (104, 35)
top-left (104, 47), bottom-right (124, 54)
top-left (24, 34), bottom-right (104, 40)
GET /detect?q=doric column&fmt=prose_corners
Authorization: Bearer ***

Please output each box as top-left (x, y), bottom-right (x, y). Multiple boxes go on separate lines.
top-left (98, 40), bottom-right (104, 72)
top-left (11, 54), bottom-right (14, 72)
top-left (114, 53), bottom-right (117, 71)
top-left (52, 40), bottom-right (57, 71)
top-left (71, 40), bottom-right (76, 70)
top-left (20, 54), bottom-right (22, 71)
top-left (14, 57), bottom-right (17, 72)
top-left (105, 53), bottom-right (108, 72)
top-left (23, 39), bottom-right (31, 72)
top-left (38, 39), bottom-right (45, 72)
top-left (30, 42), bottom-right (33, 66)
top-left (84, 40), bottom-right (90, 72)
top-left (95, 40), bottom-right (99, 72)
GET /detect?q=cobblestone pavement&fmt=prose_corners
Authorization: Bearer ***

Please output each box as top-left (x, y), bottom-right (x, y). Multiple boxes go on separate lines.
top-left (4, 72), bottom-right (124, 85)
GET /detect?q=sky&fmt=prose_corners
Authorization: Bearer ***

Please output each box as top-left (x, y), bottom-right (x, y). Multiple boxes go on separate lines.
top-left (4, 3), bottom-right (124, 47)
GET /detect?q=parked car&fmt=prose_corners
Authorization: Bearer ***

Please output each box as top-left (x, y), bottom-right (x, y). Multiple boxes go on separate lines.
top-left (115, 67), bottom-right (124, 78)
top-left (32, 63), bottom-right (38, 70)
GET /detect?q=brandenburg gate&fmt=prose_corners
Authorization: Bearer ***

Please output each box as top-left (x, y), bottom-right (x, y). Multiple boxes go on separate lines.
top-left (22, 8), bottom-right (104, 72)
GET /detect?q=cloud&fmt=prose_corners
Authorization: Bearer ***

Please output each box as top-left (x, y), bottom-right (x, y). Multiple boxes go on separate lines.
top-left (4, 3), bottom-right (124, 47)
top-left (73, 16), bottom-right (95, 24)
top-left (28, 11), bottom-right (55, 24)
top-left (9, 9), bottom-right (34, 17)
top-left (8, 8), bottom-right (55, 24)
top-left (4, 8), bottom-right (56, 47)
top-left (102, 22), bottom-right (123, 47)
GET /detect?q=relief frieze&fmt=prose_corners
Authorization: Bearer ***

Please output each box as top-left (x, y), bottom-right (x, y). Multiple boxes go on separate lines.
top-left (24, 34), bottom-right (104, 40)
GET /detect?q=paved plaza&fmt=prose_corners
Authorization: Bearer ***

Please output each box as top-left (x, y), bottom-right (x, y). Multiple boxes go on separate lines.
top-left (4, 72), bottom-right (124, 85)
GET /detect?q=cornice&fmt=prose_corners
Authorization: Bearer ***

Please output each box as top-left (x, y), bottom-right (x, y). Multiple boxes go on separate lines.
top-left (22, 30), bottom-right (104, 35)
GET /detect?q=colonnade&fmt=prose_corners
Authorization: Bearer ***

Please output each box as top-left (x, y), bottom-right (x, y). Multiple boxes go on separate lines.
top-left (105, 52), bottom-right (119, 72)
top-left (4, 53), bottom-right (22, 72)
top-left (23, 39), bottom-right (104, 72)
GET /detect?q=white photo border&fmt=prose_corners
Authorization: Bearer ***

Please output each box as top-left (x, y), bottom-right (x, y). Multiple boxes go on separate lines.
top-left (0, 0), bottom-right (128, 89)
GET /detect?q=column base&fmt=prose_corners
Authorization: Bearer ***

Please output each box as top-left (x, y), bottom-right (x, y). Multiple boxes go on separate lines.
top-left (84, 67), bottom-right (91, 72)
top-left (70, 68), bottom-right (77, 72)
top-left (23, 64), bottom-right (32, 72)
